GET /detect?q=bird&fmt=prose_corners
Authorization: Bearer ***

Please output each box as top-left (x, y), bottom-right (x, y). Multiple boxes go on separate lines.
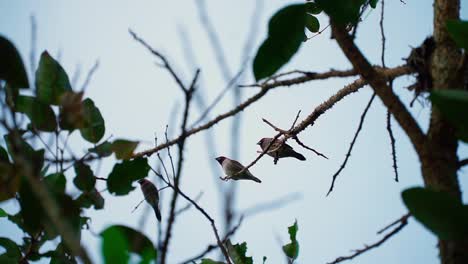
top-left (138, 178), bottom-right (162, 221)
top-left (215, 156), bottom-right (261, 183)
top-left (257, 137), bottom-right (306, 163)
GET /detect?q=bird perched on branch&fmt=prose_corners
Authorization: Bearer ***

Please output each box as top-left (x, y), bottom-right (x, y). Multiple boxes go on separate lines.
top-left (257, 137), bottom-right (306, 163)
top-left (215, 156), bottom-right (261, 183)
top-left (138, 179), bottom-right (162, 221)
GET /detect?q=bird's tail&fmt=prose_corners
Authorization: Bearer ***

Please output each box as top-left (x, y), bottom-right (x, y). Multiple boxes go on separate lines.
top-left (249, 175), bottom-right (262, 183)
top-left (292, 151), bottom-right (306, 161)
top-left (153, 205), bottom-right (162, 222)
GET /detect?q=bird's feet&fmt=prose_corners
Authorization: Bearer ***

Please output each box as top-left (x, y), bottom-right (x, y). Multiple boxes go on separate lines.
top-left (219, 176), bottom-right (231, 181)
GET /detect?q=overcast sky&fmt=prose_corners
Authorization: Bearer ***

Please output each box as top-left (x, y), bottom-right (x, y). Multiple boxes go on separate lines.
top-left (1, 0), bottom-right (468, 263)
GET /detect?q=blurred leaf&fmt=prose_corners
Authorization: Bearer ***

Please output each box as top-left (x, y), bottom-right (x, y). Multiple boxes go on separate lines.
top-left (447, 19), bottom-right (468, 49)
top-left (59, 91), bottom-right (85, 131)
top-left (226, 239), bottom-right (253, 264)
top-left (43, 193), bottom-right (82, 241)
top-left (0, 237), bottom-right (21, 262)
top-left (76, 188), bottom-right (104, 210)
top-left (18, 178), bottom-right (44, 235)
top-left (73, 162), bottom-right (96, 191)
top-left (0, 36), bottom-right (29, 88)
top-left (44, 173), bottom-right (66, 194)
top-left (0, 208), bottom-right (7, 217)
top-left (0, 145), bottom-right (9, 162)
top-left (89, 141), bottom-right (113, 157)
top-left (111, 139), bottom-right (139, 160)
top-left (0, 160), bottom-right (18, 202)
top-left (50, 243), bottom-right (77, 264)
top-left (79, 98), bottom-right (105, 143)
top-left (306, 15), bottom-right (320, 33)
top-left (430, 90), bottom-right (468, 142)
top-left (7, 213), bottom-right (24, 231)
top-left (107, 157), bottom-right (149, 196)
top-left (4, 132), bottom-right (45, 175)
top-left (35, 51), bottom-right (72, 105)
top-left (200, 259), bottom-right (225, 264)
top-left (101, 225), bottom-right (156, 264)
top-left (101, 226), bottom-right (129, 264)
top-left (15, 95), bottom-right (57, 132)
top-left (316, 0), bottom-right (366, 25)
top-left (282, 220), bottom-right (299, 260)
top-left (253, 4), bottom-right (306, 81)
top-left (370, 0), bottom-right (379, 8)
top-left (402, 187), bottom-right (468, 240)
top-left (306, 2), bottom-right (322, 14)
top-left (263, 256), bottom-right (267, 264)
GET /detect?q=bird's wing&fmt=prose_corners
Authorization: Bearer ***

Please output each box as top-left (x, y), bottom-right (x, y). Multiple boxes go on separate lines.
top-left (228, 159), bottom-right (246, 171)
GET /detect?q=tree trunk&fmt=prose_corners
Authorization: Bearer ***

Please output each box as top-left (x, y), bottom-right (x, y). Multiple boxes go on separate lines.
top-left (425, 0), bottom-right (468, 263)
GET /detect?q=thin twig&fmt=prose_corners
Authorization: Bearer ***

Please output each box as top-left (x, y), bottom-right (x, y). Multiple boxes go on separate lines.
top-left (326, 93), bottom-right (376, 196)
top-left (327, 213), bottom-right (411, 264)
top-left (132, 66), bottom-right (413, 159)
top-left (241, 192), bottom-right (302, 218)
top-left (129, 29), bottom-right (187, 92)
top-left (386, 111), bottom-right (399, 181)
top-left (174, 191), bottom-right (204, 216)
top-left (178, 216), bottom-right (243, 264)
top-left (80, 60), bottom-right (99, 92)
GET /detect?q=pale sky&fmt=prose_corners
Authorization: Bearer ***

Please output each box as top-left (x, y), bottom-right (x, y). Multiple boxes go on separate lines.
top-left (1, 0), bottom-right (467, 263)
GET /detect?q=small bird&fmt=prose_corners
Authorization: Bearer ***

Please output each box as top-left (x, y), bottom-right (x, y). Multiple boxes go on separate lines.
top-left (215, 156), bottom-right (261, 183)
top-left (138, 179), bottom-right (162, 221)
top-left (257, 137), bottom-right (306, 163)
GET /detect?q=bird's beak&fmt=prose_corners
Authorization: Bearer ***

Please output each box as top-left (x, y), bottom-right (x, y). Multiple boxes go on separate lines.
top-left (256, 141), bottom-right (261, 145)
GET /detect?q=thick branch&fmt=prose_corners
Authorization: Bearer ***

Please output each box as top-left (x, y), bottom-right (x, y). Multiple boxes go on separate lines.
top-left (331, 23), bottom-right (426, 155)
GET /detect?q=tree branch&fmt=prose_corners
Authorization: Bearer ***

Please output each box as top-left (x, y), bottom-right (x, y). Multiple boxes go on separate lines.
top-left (327, 213), bottom-right (410, 264)
top-left (330, 23), bottom-right (426, 155)
top-left (132, 65), bottom-right (413, 159)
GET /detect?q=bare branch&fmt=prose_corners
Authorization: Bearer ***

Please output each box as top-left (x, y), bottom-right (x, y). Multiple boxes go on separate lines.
top-left (386, 111), bottom-right (399, 181)
top-left (326, 93), bottom-right (376, 196)
top-left (178, 216), bottom-right (243, 264)
top-left (241, 192), bottom-right (302, 218)
top-left (458, 159), bottom-right (468, 169)
top-left (132, 65), bottom-right (413, 159)
top-left (331, 23), bottom-right (426, 155)
top-left (195, 0), bottom-right (232, 81)
top-left (327, 213), bottom-right (410, 264)
top-left (80, 60), bottom-right (99, 92)
top-left (129, 29), bottom-right (187, 92)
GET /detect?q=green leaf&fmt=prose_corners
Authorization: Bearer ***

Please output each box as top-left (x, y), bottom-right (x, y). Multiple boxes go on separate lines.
top-left (107, 157), bottom-right (150, 195)
top-left (447, 20), bottom-right (468, 49)
top-left (35, 51), bottom-right (72, 105)
top-left (44, 173), bottom-right (66, 194)
top-left (226, 240), bottom-right (253, 264)
top-left (111, 139), bottom-right (139, 160)
top-left (79, 98), bottom-right (105, 143)
top-left (370, 0), bottom-right (379, 9)
top-left (0, 237), bottom-right (21, 261)
top-left (15, 95), bottom-right (57, 132)
top-left (306, 2), bottom-right (322, 15)
top-left (88, 141), bottom-right (113, 157)
top-left (0, 208), bottom-right (7, 217)
top-left (76, 188), bottom-right (105, 210)
top-left (402, 187), bottom-right (468, 240)
top-left (73, 162), bottom-right (96, 191)
top-left (430, 90), bottom-right (468, 142)
top-left (0, 145), bottom-right (9, 162)
top-left (282, 220), bottom-right (299, 260)
top-left (316, 0), bottom-right (366, 25)
top-left (200, 259), bottom-right (225, 264)
top-left (100, 225), bottom-right (156, 264)
top-left (0, 36), bottom-right (29, 88)
top-left (253, 4), bottom-right (307, 81)
top-left (306, 15), bottom-right (320, 33)
top-left (50, 242), bottom-right (77, 264)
